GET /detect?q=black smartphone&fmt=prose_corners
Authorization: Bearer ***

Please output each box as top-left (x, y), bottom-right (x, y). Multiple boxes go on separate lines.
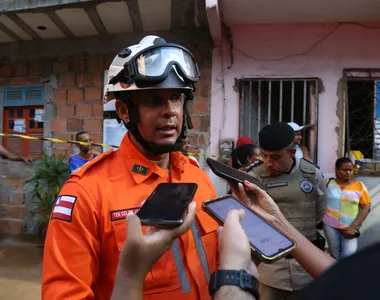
top-left (206, 158), bottom-right (266, 191)
top-left (203, 195), bottom-right (296, 263)
top-left (137, 183), bottom-right (198, 228)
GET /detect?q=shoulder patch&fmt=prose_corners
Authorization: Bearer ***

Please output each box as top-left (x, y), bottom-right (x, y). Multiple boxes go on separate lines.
top-left (300, 179), bottom-right (314, 193)
top-left (51, 195), bottom-right (77, 222)
top-left (70, 149), bottom-right (114, 178)
top-left (132, 164), bottom-right (149, 175)
top-left (300, 158), bottom-right (317, 174)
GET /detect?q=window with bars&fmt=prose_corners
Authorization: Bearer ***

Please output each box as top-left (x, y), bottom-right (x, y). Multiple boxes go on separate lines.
top-left (239, 79), bottom-right (319, 161)
top-left (2, 86), bottom-right (45, 157)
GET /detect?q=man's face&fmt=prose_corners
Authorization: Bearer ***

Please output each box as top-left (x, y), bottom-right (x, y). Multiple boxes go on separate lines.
top-left (261, 147), bottom-right (295, 176)
top-left (181, 137), bottom-right (199, 154)
top-left (77, 133), bottom-right (92, 154)
top-left (294, 131), bottom-right (302, 145)
top-left (182, 137), bottom-right (192, 153)
top-left (132, 89), bottom-right (184, 145)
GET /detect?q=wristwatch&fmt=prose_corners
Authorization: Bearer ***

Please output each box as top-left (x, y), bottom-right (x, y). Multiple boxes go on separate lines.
top-left (208, 269), bottom-right (259, 298)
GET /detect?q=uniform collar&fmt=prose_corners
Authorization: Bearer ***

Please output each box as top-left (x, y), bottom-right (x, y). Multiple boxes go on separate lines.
top-left (285, 157), bottom-right (297, 174)
top-left (118, 133), bottom-right (190, 184)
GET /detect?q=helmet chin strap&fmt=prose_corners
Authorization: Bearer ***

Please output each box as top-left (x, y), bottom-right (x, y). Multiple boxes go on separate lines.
top-left (122, 96), bottom-right (193, 155)
top-left (129, 126), bottom-right (184, 155)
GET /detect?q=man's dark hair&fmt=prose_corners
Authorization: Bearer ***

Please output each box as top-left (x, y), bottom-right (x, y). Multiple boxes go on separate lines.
top-left (75, 131), bottom-right (88, 141)
top-left (335, 157), bottom-right (353, 170)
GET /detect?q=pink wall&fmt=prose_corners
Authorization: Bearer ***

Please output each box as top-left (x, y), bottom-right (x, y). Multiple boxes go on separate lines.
top-left (210, 22), bottom-right (380, 179)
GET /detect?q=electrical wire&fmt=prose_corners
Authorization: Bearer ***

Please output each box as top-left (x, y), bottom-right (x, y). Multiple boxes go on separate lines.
top-left (233, 22), bottom-right (380, 62)
top-left (233, 23), bottom-right (343, 62)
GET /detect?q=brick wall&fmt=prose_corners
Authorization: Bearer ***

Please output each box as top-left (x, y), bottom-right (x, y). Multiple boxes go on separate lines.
top-left (0, 162), bottom-right (33, 235)
top-left (0, 43), bottom-right (212, 235)
top-left (188, 65), bottom-right (212, 152)
top-left (182, 42), bottom-right (212, 155)
top-left (0, 55), bottom-right (112, 235)
top-left (52, 55), bottom-right (112, 156)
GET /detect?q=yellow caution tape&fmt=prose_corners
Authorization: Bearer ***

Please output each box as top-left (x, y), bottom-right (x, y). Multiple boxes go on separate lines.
top-left (0, 133), bottom-right (118, 149)
top-left (0, 133), bottom-right (223, 159)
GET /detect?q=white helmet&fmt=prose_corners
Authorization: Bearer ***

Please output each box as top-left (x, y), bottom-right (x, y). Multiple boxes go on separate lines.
top-left (104, 35), bottom-right (199, 103)
top-left (104, 35), bottom-right (200, 154)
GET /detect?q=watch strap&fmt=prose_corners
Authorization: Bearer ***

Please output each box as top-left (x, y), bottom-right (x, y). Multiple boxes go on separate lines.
top-left (209, 269), bottom-right (259, 298)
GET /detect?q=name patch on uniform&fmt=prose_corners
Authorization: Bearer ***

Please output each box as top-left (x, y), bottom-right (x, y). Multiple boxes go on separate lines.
top-left (51, 195), bottom-right (77, 222)
top-left (132, 164), bottom-right (149, 175)
top-left (110, 208), bottom-right (140, 222)
top-left (300, 179), bottom-right (314, 193)
top-left (266, 182), bottom-right (288, 189)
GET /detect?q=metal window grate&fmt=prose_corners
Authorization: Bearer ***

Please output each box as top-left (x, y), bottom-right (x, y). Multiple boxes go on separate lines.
top-left (239, 78), bottom-right (319, 160)
top-left (344, 69), bottom-right (380, 165)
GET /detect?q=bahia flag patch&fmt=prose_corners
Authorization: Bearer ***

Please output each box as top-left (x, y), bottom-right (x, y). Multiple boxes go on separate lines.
top-left (51, 195), bottom-right (78, 222)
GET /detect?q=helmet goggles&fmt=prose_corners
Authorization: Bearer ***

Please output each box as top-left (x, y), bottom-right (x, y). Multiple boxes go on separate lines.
top-left (122, 44), bottom-right (200, 84)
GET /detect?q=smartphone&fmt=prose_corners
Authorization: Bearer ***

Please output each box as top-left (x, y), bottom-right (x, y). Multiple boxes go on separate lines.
top-left (206, 158), bottom-right (266, 191)
top-left (202, 195), bottom-right (296, 263)
top-left (136, 183), bottom-right (198, 228)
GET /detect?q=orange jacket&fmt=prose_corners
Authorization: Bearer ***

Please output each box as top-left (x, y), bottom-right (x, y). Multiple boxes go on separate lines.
top-left (42, 134), bottom-right (218, 300)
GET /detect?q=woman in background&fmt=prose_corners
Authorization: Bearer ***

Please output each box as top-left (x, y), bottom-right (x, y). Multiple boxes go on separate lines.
top-left (323, 157), bottom-right (371, 260)
top-left (231, 144), bottom-right (262, 171)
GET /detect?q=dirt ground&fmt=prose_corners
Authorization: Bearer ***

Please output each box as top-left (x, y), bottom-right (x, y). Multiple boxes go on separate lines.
top-left (0, 236), bottom-right (44, 300)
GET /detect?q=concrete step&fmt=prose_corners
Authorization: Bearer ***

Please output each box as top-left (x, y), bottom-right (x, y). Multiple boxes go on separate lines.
top-left (0, 218), bottom-right (24, 235)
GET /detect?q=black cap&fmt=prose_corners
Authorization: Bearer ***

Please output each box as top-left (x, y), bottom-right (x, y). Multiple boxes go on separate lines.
top-left (259, 122), bottom-right (294, 151)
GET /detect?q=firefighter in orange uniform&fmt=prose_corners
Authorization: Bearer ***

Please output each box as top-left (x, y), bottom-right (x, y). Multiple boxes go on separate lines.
top-left (42, 36), bottom-right (219, 300)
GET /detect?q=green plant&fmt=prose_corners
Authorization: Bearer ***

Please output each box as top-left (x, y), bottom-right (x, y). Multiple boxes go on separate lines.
top-left (26, 152), bottom-right (69, 189)
top-left (26, 152), bottom-right (69, 234)
top-left (30, 186), bottom-right (60, 231)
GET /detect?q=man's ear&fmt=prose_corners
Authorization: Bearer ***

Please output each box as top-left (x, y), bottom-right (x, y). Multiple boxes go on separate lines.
top-left (115, 99), bottom-right (130, 123)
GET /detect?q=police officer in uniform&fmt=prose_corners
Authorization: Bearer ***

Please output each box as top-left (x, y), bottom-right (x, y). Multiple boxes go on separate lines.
top-left (247, 122), bottom-right (327, 300)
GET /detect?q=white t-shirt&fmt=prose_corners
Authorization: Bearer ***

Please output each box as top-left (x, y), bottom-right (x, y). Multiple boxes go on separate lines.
top-left (295, 144), bottom-right (303, 159)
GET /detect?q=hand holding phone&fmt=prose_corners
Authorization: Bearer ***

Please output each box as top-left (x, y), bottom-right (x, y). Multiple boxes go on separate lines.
top-left (203, 195), bottom-right (295, 263)
top-left (206, 158), bottom-right (266, 191)
top-left (136, 183), bottom-right (198, 228)
top-left (218, 209), bottom-right (259, 277)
